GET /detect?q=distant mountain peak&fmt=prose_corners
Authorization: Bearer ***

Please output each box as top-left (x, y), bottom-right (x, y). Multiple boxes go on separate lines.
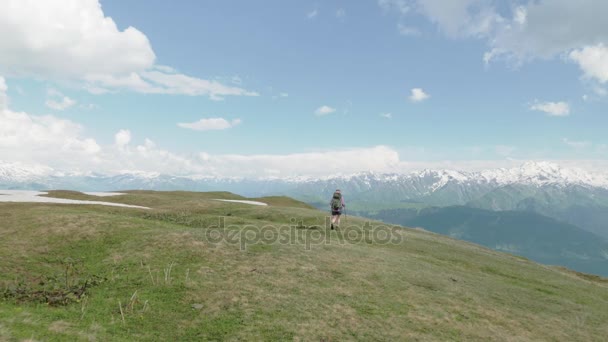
top-left (1, 160), bottom-right (607, 191)
top-left (0, 160), bottom-right (54, 183)
top-left (484, 162), bottom-right (606, 188)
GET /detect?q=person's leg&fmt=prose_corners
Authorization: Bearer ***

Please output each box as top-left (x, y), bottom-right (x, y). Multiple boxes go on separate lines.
top-left (336, 213), bottom-right (341, 225)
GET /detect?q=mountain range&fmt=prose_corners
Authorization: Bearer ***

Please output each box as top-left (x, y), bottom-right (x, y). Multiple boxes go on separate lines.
top-left (3, 160), bottom-right (608, 195)
top-left (3, 160), bottom-right (608, 226)
top-left (365, 206), bottom-right (608, 277)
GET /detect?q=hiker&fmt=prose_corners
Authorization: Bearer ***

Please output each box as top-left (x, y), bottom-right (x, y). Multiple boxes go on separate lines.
top-left (330, 189), bottom-right (345, 230)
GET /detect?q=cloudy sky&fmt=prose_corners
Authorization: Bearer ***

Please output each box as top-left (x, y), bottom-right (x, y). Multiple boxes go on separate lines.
top-left (0, 0), bottom-right (606, 177)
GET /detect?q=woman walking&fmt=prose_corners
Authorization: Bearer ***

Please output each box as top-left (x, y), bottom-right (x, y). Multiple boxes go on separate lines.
top-left (330, 189), bottom-right (345, 230)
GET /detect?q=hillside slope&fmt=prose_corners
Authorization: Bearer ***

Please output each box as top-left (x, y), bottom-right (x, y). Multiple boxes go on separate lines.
top-left (1, 191), bottom-right (607, 341)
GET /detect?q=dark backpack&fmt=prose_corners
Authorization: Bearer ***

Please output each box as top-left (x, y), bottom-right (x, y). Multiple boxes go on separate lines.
top-left (331, 192), bottom-right (342, 210)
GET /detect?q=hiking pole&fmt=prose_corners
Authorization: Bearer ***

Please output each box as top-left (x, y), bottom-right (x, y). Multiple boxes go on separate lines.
top-left (344, 207), bottom-right (347, 227)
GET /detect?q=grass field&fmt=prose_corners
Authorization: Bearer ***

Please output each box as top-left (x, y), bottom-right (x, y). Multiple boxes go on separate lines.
top-left (1, 190), bottom-right (607, 341)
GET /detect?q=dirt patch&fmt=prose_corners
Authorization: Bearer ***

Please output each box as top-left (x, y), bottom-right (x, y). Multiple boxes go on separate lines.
top-left (49, 320), bottom-right (72, 333)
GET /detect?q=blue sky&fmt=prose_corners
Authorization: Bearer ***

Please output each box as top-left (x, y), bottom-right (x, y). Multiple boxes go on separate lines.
top-left (0, 0), bottom-right (606, 177)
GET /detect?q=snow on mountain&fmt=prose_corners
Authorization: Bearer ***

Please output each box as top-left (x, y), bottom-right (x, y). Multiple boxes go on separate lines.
top-left (114, 170), bottom-right (162, 179)
top-left (479, 162), bottom-right (608, 189)
top-left (338, 162), bottom-right (608, 191)
top-left (1, 160), bottom-right (607, 191)
top-left (0, 161), bottom-right (54, 183)
top-left (294, 162), bottom-right (608, 200)
top-left (413, 169), bottom-right (472, 194)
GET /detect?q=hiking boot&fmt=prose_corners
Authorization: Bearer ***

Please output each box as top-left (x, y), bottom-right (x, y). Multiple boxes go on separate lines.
top-left (330, 223), bottom-right (334, 230)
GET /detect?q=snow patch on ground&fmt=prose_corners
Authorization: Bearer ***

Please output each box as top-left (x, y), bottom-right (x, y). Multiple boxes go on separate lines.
top-left (0, 190), bottom-right (149, 209)
top-left (214, 199), bottom-right (268, 206)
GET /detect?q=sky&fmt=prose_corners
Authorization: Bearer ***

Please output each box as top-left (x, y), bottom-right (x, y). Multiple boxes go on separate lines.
top-left (0, 0), bottom-right (607, 178)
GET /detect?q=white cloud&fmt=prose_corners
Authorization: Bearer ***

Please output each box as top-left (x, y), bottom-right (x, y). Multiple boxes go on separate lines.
top-left (81, 71), bottom-right (259, 100)
top-left (0, 0), bottom-right (154, 79)
top-left (231, 76), bottom-right (243, 85)
top-left (582, 87), bottom-right (607, 101)
top-left (307, 9), bottom-right (318, 19)
top-left (569, 44), bottom-right (608, 84)
top-left (0, 90), bottom-right (402, 177)
top-left (403, 0), bottom-right (608, 61)
top-left (45, 89), bottom-right (76, 111)
top-left (115, 130), bottom-right (132, 147)
top-left (140, 71), bottom-right (259, 100)
top-left (336, 8), bottom-right (346, 19)
top-left (482, 49), bottom-right (499, 66)
top-left (136, 138), bottom-right (157, 153)
top-left (398, 23), bottom-right (421, 36)
top-left (409, 88), bottom-right (430, 102)
top-left (80, 103), bottom-right (99, 110)
top-left (178, 118), bottom-right (242, 131)
top-left (380, 113), bottom-right (393, 119)
top-left (47, 88), bottom-right (62, 98)
top-left (563, 138), bottom-right (591, 148)
top-left (416, 0), bottom-right (497, 38)
top-left (0, 92), bottom-right (101, 168)
top-left (488, 0), bottom-right (608, 61)
top-left (207, 146), bottom-right (402, 178)
top-left (0, 80), bottom-right (196, 174)
top-left (0, 117), bottom-right (400, 178)
top-left (272, 92), bottom-right (289, 100)
top-left (595, 87), bottom-right (608, 97)
top-left (0, 77), bottom-right (7, 110)
top-left (45, 97), bottom-right (76, 111)
top-left (0, 78), bottom-right (403, 178)
top-left (530, 101), bottom-right (570, 117)
top-left (154, 65), bottom-right (176, 73)
top-left (381, 1), bottom-right (608, 85)
top-left (513, 6), bottom-right (527, 26)
top-left (378, 0), bottom-right (410, 15)
top-left (0, 0), bottom-right (256, 99)
top-left (315, 105), bottom-right (337, 116)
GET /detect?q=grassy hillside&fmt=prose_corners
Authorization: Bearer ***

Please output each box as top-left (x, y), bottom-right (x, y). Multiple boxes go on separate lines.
top-left (1, 191), bottom-right (608, 341)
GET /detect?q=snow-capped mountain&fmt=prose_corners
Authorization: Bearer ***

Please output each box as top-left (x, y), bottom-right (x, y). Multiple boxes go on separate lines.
top-left (0, 162), bottom-right (53, 184)
top-left (0, 162), bottom-right (608, 205)
top-left (479, 161), bottom-right (608, 188)
top-left (325, 161), bottom-right (608, 190)
top-left (278, 162), bottom-right (608, 208)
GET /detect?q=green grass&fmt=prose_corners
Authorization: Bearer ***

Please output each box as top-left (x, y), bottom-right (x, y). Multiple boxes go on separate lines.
top-left (1, 190), bottom-right (607, 341)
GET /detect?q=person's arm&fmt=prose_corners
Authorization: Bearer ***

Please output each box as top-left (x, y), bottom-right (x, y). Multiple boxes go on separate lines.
top-left (341, 196), bottom-right (345, 208)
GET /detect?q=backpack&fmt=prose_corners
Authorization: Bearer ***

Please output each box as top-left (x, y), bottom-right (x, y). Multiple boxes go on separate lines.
top-left (331, 192), bottom-right (342, 211)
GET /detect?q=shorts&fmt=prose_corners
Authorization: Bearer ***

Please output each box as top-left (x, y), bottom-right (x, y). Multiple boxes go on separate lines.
top-left (331, 210), bottom-right (342, 216)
